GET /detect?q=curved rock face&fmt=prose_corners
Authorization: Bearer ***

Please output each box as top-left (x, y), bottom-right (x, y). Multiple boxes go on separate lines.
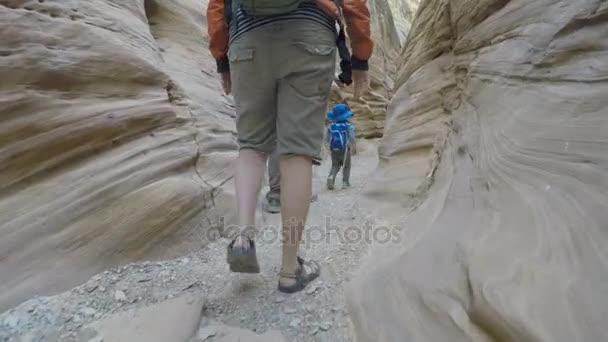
top-left (0, 0), bottom-right (235, 311)
top-left (350, 0), bottom-right (608, 341)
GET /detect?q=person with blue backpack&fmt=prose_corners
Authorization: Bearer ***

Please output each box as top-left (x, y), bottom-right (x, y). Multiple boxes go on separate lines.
top-left (326, 103), bottom-right (356, 190)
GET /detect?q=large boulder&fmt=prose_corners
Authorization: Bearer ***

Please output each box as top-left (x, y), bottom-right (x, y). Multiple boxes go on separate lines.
top-left (350, 0), bottom-right (608, 341)
top-left (0, 0), bottom-right (235, 311)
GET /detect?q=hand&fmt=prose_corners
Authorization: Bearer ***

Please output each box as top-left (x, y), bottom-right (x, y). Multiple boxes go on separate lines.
top-left (352, 70), bottom-right (369, 99)
top-left (221, 72), bottom-right (231, 95)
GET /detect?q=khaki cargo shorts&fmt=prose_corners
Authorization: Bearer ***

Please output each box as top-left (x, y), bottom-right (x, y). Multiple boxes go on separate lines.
top-left (228, 20), bottom-right (337, 161)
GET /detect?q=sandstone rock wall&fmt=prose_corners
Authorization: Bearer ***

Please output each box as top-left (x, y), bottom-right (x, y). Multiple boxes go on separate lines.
top-left (350, 0), bottom-right (608, 341)
top-left (0, 0), bottom-right (235, 311)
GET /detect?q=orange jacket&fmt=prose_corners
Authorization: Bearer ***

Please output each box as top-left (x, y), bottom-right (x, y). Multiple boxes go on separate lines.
top-left (206, 0), bottom-right (373, 69)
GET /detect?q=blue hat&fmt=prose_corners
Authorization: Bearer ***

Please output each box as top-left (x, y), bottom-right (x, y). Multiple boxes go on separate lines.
top-left (326, 103), bottom-right (353, 122)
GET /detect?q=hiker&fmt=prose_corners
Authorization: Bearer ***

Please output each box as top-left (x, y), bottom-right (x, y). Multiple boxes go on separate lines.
top-left (207, 0), bottom-right (372, 293)
top-left (326, 103), bottom-right (356, 190)
top-left (264, 149), bottom-right (319, 214)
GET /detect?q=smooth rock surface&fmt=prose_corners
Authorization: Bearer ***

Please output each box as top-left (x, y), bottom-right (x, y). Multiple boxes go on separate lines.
top-left (87, 295), bottom-right (203, 342)
top-left (0, 0), bottom-right (235, 311)
top-left (351, 0), bottom-right (608, 341)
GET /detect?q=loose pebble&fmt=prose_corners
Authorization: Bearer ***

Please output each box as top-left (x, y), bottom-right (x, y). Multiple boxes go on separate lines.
top-left (289, 318), bottom-right (301, 329)
top-left (114, 290), bottom-right (127, 302)
top-left (319, 321), bottom-right (332, 331)
top-left (80, 307), bottom-right (97, 317)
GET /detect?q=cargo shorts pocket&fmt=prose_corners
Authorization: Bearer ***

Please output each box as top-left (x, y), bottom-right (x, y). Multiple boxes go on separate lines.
top-left (228, 47), bottom-right (255, 64)
top-left (289, 42), bottom-right (335, 98)
top-left (294, 42), bottom-right (335, 57)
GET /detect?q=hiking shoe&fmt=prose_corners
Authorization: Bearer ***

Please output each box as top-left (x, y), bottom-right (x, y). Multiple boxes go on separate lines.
top-left (327, 176), bottom-right (335, 190)
top-left (342, 181), bottom-right (351, 188)
top-left (278, 256), bottom-right (321, 294)
top-left (263, 197), bottom-right (281, 214)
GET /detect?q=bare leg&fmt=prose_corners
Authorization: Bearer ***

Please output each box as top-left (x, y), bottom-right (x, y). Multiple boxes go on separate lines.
top-left (279, 155), bottom-right (312, 287)
top-left (234, 148), bottom-right (267, 248)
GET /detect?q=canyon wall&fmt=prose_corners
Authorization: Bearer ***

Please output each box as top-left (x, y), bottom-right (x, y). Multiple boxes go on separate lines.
top-left (350, 0), bottom-right (608, 341)
top-left (0, 0), bottom-right (236, 311)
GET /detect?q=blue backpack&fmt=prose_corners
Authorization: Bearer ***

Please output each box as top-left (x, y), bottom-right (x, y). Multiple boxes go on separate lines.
top-left (329, 122), bottom-right (350, 151)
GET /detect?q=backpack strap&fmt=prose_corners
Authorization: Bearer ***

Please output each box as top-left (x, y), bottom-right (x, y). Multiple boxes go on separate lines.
top-left (331, 0), bottom-right (352, 85)
top-left (224, 0), bottom-right (233, 25)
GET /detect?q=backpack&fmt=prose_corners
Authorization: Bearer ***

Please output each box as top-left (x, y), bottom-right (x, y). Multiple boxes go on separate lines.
top-left (329, 122), bottom-right (350, 151)
top-left (230, 0), bottom-right (305, 17)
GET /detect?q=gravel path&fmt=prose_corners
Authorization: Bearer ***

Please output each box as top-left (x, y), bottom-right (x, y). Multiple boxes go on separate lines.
top-left (0, 146), bottom-right (380, 342)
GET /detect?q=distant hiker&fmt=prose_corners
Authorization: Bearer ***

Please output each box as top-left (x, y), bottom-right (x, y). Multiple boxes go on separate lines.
top-left (264, 150), bottom-right (319, 214)
top-left (207, 0), bottom-right (373, 293)
top-left (326, 103), bottom-right (356, 190)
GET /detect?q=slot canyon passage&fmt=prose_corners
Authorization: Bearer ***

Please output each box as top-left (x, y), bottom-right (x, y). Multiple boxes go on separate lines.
top-left (0, 0), bottom-right (607, 341)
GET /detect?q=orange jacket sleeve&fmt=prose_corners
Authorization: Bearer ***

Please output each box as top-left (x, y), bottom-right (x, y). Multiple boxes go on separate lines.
top-left (342, 0), bottom-right (373, 62)
top-left (207, 0), bottom-right (230, 72)
top-left (317, 0), bottom-right (373, 65)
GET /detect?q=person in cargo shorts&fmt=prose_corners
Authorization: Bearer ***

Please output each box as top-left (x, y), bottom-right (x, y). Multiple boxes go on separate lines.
top-left (206, 0), bottom-right (373, 293)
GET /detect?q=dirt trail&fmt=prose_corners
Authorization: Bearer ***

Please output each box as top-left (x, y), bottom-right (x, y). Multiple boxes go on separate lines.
top-left (0, 141), bottom-right (384, 342)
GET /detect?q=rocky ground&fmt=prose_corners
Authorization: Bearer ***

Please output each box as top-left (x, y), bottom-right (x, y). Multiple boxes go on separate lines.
top-left (0, 142), bottom-right (384, 342)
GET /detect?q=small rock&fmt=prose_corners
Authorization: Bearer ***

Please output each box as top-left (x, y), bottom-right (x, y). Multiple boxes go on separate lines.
top-left (311, 327), bottom-right (319, 335)
top-left (319, 321), bottom-right (332, 331)
top-left (137, 277), bottom-right (152, 283)
top-left (283, 306), bottom-right (297, 314)
top-left (86, 281), bottom-right (99, 293)
top-left (88, 336), bottom-right (104, 342)
top-left (98, 286), bottom-right (106, 293)
top-left (4, 315), bottom-right (20, 328)
top-left (159, 270), bottom-right (171, 278)
top-left (181, 257), bottom-right (190, 264)
top-left (289, 318), bottom-right (301, 329)
top-left (110, 276), bottom-right (119, 283)
top-left (305, 285), bottom-right (318, 295)
top-left (166, 294), bottom-right (174, 300)
top-left (331, 306), bottom-right (340, 313)
top-left (80, 307), bottom-right (97, 317)
top-left (73, 314), bottom-right (82, 323)
top-left (304, 305), bottom-right (315, 314)
top-left (114, 290), bottom-right (127, 302)
top-left (274, 297), bottom-right (285, 303)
